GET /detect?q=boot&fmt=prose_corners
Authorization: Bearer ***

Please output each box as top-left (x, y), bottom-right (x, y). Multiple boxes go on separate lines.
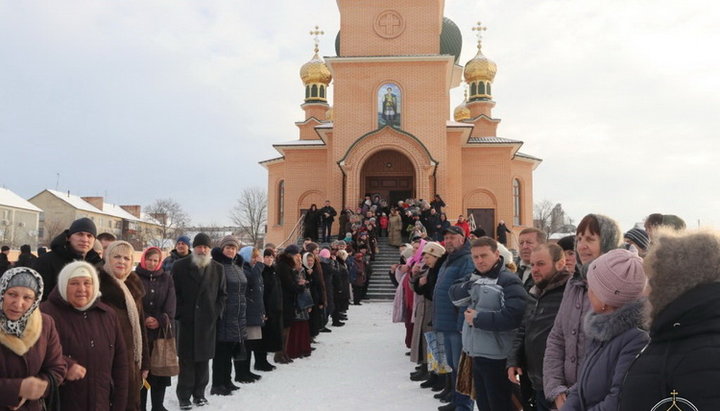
top-left (410, 363), bottom-right (429, 381)
top-left (420, 372), bottom-right (439, 389)
top-left (150, 387), bottom-right (169, 411)
top-left (431, 373), bottom-right (446, 392)
top-left (440, 389), bottom-right (453, 403)
top-left (254, 351), bottom-right (276, 371)
top-left (233, 359), bottom-right (257, 383)
top-left (438, 403), bottom-right (455, 411)
top-left (434, 374), bottom-right (452, 399)
top-left (274, 352), bottom-right (290, 364)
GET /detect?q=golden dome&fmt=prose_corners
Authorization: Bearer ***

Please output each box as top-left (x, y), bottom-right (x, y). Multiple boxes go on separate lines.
top-left (326, 107), bottom-right (334, 121)
top-left (464, 22), bottom-right (497, 83)
top-left (300, 52), bottom-right (332, 85)
top-left (453, 89), bottom-right (471, 121)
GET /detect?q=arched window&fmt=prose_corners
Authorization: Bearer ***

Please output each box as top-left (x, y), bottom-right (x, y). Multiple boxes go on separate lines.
top-left (487, 82), bottom-right (492, 95)
top-left (470, 82), bottom-right (477, 96)
top-left (278, 180), bottom-right (285, 225)
top-left (311, 85), bottom-right (318, 98)
top-left (513, 179), bottom-right (521, 226)
top-left (478, 82), bottom-right (486, 95)
top-left (319, 85), bottom-right (325, 98)
top-left (305, 86), bottom-right (310, 99)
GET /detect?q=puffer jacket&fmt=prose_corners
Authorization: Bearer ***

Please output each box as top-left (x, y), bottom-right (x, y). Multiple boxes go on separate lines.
top-left (450, 258), bottom-right (527, 359)
top-left (543, 275), bottom-right (591, 402)
top-left (507, 270), bottom-right (571, 391)
top-left (561, 299), bottom-right (649, 411)
top-left (211, 248), bottom-right (247, 342)
top-left (432, 240), bottom-right (474, 332)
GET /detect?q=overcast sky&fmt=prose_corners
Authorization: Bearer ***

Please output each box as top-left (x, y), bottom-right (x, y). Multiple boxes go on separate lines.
top-left (1, 0), bottom-right (718, 231)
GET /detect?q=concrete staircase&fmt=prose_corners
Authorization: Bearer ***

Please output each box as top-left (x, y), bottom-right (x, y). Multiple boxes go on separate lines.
top-left (366, 236), bottom-right (400, 300)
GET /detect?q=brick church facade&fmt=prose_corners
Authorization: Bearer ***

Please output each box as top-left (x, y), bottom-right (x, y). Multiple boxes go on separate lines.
top-left (262, 0), bottom-right (540, 247)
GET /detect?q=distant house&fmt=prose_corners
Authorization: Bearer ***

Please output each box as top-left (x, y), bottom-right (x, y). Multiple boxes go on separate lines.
top-left (0, 187), bottom-right (42, 248)
top-left (28, 189), bottom-right (162, 248)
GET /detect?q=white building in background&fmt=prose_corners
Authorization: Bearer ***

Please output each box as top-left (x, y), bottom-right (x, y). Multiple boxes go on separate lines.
top-left (0, 187), bottom-right (42, 248)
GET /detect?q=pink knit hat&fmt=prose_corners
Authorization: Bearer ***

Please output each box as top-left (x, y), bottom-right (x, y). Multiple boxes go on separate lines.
top-left (319, 249), bottom-right (331, 259)
top-left (587, 249), bottom-right (647, 307)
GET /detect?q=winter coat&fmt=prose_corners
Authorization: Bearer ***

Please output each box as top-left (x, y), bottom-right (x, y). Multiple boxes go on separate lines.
top-left (496, 223), bottom-right (510, 245)
top-left (276, 254), bottom-right (305, 328)
top-left (320, 257), bottom-right (336, 314)
top-left (136, 266), bottom-right (176, 351)
top-left (41, 288), bottom-right (129, 411)
top-left (211, 248), bottom-right (247, 343)
top-left (320, 205), bottom-right (337, 224)
top-left (14, 252), bottom-right (37, 269)
top-left (161, 249), bottom-right (189, 273)
top-left (258, 262), bottom-right (283, 352)
top-left (334, 258), bottom-right (350, 312)
top-left (450, 259), bottom-right (527, 359)
top-left (98, 269), bottom-right (150, 411)
top-left (620, 282), bottom-right (720, 410)
top-left (432, 240), bottom-right (474, 332)
top-left (455, 221), bottom-right (470, 238)
top-left (507, 270), bottom-right (571, 391)
top-left (33, 230), bottom-right (102, 300)
top-left (410, 265), bottom-right (434, 363)
top-left (412, 254), bottom-right (447, 301)
top-left (0, 311), bottom-right (67, 411)
top-left (0, 254), bottom-right (10, 273)
top-left (388, 214), bottom-right (403, 246)
top-left (561, 300), bottom-right (649, 411)
top-left (303, 209), bottom-right (320, 239)
top-left (172, 255), bottom-right (227, 361)
top-left (543, 275), bottom-right (591, 402)
top-left (244, 261), bottom-right (265, 327)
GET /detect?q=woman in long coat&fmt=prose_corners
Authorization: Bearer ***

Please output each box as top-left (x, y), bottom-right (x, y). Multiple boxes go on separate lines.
top-left (236, 246), bottom-right (264, 382)
top-left (257, 249), bottom-right (282, 370)
top-left (303, 204), bottom-right (320, 241)
top-left (0, 267), bottom-right (66, 411)
top-left (275, 245), bottom-right (305, 363)
top-left (136, 247), bottom-right (175, 411)
top-left (388, 208), bottom-right (403, 247)
top-left (99, 241), bottom-right (151, 411)
top-left (42, 261), bottom-right (129, 411)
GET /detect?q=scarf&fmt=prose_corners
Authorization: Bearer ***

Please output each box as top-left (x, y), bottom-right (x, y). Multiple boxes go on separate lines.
top-left (105, 265), bottom-right (143, 365)
top-left (0, 268), bottom-right (44, 338)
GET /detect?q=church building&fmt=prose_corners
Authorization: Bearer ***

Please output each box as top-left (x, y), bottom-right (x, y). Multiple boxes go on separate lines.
top-left (262, 0), bottom-right (540, 247)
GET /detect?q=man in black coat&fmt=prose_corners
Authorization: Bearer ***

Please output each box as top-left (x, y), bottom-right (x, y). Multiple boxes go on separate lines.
top-left (172, 233), bottom-right (227, 409)
top-left (507, 243), bottom-right (570, 411)
top-left (319, 200), bottom-right (337, 243)
top-left (33, 217), bottom-right (102, 300)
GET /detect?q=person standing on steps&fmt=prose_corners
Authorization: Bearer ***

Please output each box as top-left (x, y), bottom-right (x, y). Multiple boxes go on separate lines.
top-left (320, 200), bottom-right (337, 243)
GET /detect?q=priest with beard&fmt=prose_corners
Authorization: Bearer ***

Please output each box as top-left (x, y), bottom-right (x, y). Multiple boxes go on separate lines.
top-left (172, 233), bottom-right (227, 410)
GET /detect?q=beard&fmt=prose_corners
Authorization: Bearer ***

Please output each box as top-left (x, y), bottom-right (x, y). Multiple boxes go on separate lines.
top-left (192, 252), bottom-right (212, 268)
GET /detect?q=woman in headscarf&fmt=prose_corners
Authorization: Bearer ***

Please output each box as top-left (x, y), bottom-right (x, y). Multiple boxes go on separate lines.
top-left (0, 267), bottom-right (66, 411)
top-left (42, 261), bottom-right (129, 411)
top-left (235, 246), bottom-right (264, 383)
top-left (99, 241), bottom-right (150, 411)
top-left (543, 214), bottom-right (622, 409)
top-left (136, 247), bottom-right (175, 411)
top-left (303, 204), bottom-right (320, 242)
top-left (286, 252), bottom-right (313, 359)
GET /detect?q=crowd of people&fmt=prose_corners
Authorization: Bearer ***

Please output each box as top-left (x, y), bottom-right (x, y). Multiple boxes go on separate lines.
top-left (0, 216), bottom-right (365, 410)
top-left (392, 212), bottom-right (720, 410)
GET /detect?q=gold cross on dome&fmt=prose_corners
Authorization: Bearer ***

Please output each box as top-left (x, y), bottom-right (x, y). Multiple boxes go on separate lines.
top-left (472, 21), bottom-right (487, 50)
top-left (309, 25), bottom-right (324, 53)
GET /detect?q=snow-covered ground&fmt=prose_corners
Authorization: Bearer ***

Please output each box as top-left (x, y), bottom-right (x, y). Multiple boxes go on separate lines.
top-left (165, 302), bottom-right (445, 410)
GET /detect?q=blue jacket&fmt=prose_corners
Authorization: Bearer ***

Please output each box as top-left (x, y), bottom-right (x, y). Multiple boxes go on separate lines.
top-left (432, 240), bottom-right (474, 332)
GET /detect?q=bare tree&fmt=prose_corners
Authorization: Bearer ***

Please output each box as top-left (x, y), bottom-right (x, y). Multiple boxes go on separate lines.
top-left (42, 217), bottom-right (68, 246)
top-left (145, 199), bottom-right (190, 249)
top-left (534, 199), bottom-right (555, 235)
top-left (229, 187), bottom-right (267, 248)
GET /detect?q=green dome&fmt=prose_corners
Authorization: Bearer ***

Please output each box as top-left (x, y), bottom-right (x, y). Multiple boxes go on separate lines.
top-left (334, 17), bottom-right (462, 61)
top-left (440, 17), bottom-right (462, 63)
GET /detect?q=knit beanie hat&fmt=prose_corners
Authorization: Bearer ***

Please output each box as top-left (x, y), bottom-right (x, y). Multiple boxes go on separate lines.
top-left (57, 261), bottom-right (100, 311)
top-left (587, 249), bottom-right (646, 307)
top-left (284, 244), bottom-right (300, 256)
top-left (624, 228), bottom-right (649, 251)
top-left (176, 235), bottom-right (191, 247)
top-left (69, 217), bottom-right (97, 237)
top-left (219, 235), bottom-right (240, 250)
top-left (20, 245), bottom-right (31, 254)
top-left (193, 233), bottom-right (212, 248)
top-left (557, 235), bottom-right (575, 252)
top-left (319, 248), bottom-right (331, 259)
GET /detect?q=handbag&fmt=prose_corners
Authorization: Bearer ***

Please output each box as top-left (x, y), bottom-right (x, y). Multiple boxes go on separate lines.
top-left (296, 288), bottom-right (314, 310)
top-left (150, 315), bottom-right (179, 377)
top-left (42, 372), bottom-right (60, 411)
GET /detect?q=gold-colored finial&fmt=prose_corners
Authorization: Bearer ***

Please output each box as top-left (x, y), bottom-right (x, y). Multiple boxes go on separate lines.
top-left (309, 25), bottom-right (324, 54)
top-left (472, 21), bottom-right (487, 51)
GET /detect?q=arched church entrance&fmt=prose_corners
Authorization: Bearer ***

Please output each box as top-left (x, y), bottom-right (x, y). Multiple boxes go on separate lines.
top-left (360, 149), bottom-right (415, 207)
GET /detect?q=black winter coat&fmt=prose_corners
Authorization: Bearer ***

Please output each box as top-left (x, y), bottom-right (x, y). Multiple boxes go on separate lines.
top-left (276, 254), bottom-right (304, 328)
top-left (33, 231), bottom-right (102, 300)
top-left (211, 248), bottom-right (246, 343)
top-left (507, 270), bottom-right (570, 391)
top-left (620, 282), bottom-right (720, 410)
top-left (14, 252), bottom-right (37, 269)
top-left (259, 263), bottom-right (283, 352)
top-left (244, 261), bottom-right (265, 327)
top-left (136, 266), bottom-right (176, 349)
top-left (172, 256), bottom-right (227, 361)
top-left (320, 257), bottom-right (336, 313)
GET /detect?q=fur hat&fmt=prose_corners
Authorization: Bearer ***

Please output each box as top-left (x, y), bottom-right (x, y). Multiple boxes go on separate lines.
top-left (68, 217), bottom-right (97, 237)
top-left (422, 242), bottom-right (446, 258)
top-left (192, 233), bottom-right (212, 248)
top-left (336, 250), bottom-right (348, 261)
top-left (645, 228), bottom-right (720, 320)
top-left (219, 235), bottom-right (240, 250)
top-left (57, 261), bottom-right (100, 311)
top-left (587, 249), bottom-right (646, 308)
top-left (557, 235), bottom-right (575, 252)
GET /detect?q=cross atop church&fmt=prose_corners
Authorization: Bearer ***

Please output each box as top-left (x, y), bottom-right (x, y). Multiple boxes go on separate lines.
top-left (472, 21), bottom-right (487, 50)
top-left (309, 25), bottom-right (324, 54)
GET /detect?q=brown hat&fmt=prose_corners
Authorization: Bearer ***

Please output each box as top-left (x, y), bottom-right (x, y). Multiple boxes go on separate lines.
top-left (219, 235), bottom-right (240, 250)
top-left (422, 242), bottom-right (446, 258)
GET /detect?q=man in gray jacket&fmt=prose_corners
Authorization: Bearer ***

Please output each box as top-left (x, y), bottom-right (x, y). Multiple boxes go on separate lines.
top-left (452, 237), bottom-right (527, 411)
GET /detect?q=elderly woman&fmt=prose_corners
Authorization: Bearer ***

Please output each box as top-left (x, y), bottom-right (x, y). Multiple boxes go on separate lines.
top-left (235, 246), bottom-right (264, 382)
top-left (42, 261), bottom-right (129, 411)
top-left (99, 241), bottom-right (150, 411)
top-left (543, 214), bottom-right (622, 409)
top-left (0, 267), bottom-right (66, 411)
top-left (136, 247), bottom-right (175, 411)
top-left (210, 236), bottom-right (247, 393)
top-left (561, 249), bottom-right (648, 410)
top-left (285, 252), bottom-right (313, 359)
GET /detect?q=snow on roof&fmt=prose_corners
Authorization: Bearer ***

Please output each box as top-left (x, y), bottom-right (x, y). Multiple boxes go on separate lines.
top-left (45, 189), bottom-right (103, 213)
top-left (102, 202), bottom-right (141, 222)
top-left (0, 187), bottom-right (42, 212)
top-left (273, 139), bottom-right (325, 146)
top-left (141, 212), bottom-right (162, 225)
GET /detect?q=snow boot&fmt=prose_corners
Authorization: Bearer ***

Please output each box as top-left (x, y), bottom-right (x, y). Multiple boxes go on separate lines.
top-left (234, 359), bottom-right (258, 383)
top-left (437, 402), bottom-right (455, 411)
top-left (410, 364), bottom-right (429, 381)
top-left (431, 373), bottom-right (446, 392)
top-left (254, 351), bottom-right (276, 371)
top-left (150, 387), bottom-right (169, 411)
top-left (420, 372), bottom-right (439, 389)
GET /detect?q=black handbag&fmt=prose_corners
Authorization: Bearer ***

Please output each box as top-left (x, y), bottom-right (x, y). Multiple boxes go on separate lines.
top-left (43, 372), bottom-right (60, 411)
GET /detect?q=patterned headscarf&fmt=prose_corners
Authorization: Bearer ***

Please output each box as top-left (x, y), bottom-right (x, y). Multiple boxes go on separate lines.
top-left (0, 267), bottom-right (44, 337)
